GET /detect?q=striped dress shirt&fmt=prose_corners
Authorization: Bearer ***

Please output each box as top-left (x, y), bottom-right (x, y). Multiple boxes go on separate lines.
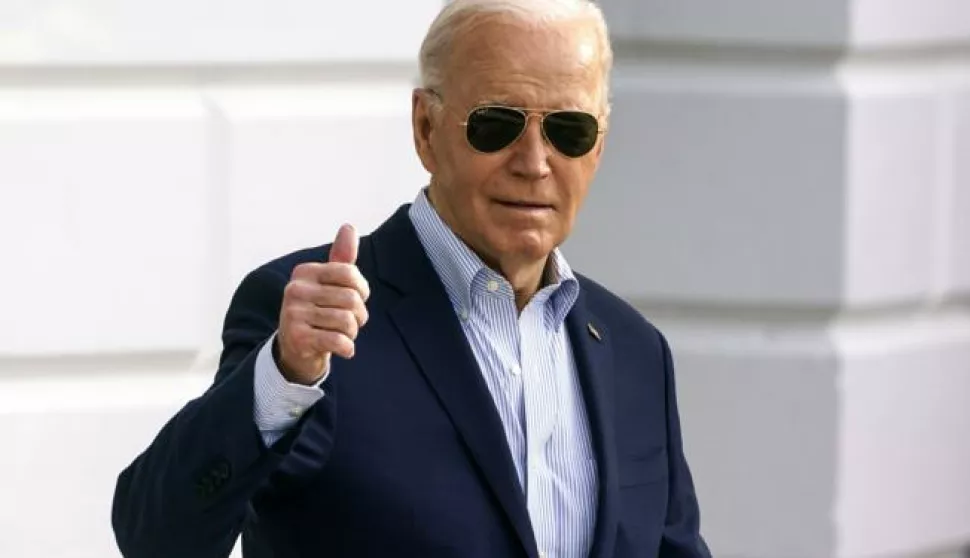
top-left (253, 189), bottom-right (599, 558)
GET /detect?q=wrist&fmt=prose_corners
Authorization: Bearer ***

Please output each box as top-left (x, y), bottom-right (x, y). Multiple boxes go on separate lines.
top-left (271, 335), bottom-right (298, 382)
top-left (272, 335), bottom-right (328, 386)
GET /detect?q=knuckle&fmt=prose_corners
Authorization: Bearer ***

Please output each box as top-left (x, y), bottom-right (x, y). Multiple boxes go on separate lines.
top-left (347, 289), bottom-right (364, 307)
top-left (323, 308), bottom-right (356, 337)
top-left (284, 278), bottom-right (311, 302)
top-left (343, 310), bottom-right (360, 337)
top-left (291, 262), bottom-right (315, 280)
top-left (293, 300), bottom-right (312, 320)
top-left (352, 268), bottom-right (368, 289)
top-left (324, 285), bottom-right (357, 310)
top-left (309, 330), bottom-right (327, 353)
top-left (324, 286), bottom-right (348, 307)
top-left (343, 284), bottom-right (359, 302)
top-left (283, 280), bottom-right (300, 300)
top-left (321, 329), bottom-right (347, 355)
top-left (312, 306), bottom-right (332, 329)
top-left (333, 263), bottom-right (355, 284)
top-left (288, 324), bottom-right (312, 352)
top-left (318, 328), bottom-right (336, 344)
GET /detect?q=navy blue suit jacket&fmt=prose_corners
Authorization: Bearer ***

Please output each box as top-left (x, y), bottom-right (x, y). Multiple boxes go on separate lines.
top-left (112, 205), bottom-right (709, 558)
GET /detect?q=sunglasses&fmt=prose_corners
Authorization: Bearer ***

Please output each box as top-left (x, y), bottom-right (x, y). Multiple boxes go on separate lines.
top-left (459, 105), bottom-right (603, 158)
top-left (427, 90), bottom-right (604, 158)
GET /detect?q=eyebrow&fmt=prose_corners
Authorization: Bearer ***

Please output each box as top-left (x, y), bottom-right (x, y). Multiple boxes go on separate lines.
top-left (477, 96), bottom-right (516, 107)
top-left (475, 97), bottom-right (592, 112)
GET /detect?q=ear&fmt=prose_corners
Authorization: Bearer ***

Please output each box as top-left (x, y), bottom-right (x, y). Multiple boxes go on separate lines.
top-left (412, 89), bottom-right (438, 175)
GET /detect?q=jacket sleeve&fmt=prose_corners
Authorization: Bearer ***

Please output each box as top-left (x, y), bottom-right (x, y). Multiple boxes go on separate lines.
top-left (658, 332), bottom-right (713, 558)
top-left (111, 264), bottom-right (334, 558)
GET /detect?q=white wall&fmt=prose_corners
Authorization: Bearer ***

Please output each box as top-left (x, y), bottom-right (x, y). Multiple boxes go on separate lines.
top-left (567, 1), bottom-right (970, 557)
top-left (2, 1), bottom-right (969, 558)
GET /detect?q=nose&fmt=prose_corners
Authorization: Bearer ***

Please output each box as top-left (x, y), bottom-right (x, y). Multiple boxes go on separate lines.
top-left (508, 114), bottom-right (552, 180)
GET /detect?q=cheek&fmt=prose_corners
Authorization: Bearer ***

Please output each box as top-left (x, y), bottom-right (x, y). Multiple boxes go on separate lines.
top-left (437, 157), bottom-right (506, 223)
top-left (557, 163), bottom-right (593, 202)
top-left (459, 157), bottom-right (508, 197)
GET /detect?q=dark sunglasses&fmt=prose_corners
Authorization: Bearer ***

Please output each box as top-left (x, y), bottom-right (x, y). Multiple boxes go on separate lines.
top-left (460, 104), bottom-right (604, 158)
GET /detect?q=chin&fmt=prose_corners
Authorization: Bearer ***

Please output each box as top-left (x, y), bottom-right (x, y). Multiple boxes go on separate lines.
top-left (500, 231), bottom-right (556, 261)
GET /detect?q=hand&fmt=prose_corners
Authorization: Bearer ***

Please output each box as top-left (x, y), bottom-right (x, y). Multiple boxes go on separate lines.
top-left (276, 224), bottom-right (371, 385)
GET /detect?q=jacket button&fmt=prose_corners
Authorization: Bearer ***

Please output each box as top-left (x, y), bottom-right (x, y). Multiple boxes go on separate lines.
top-left (195, 458), bottom-right (232, 500)
top-left (212, 459), bottom-right (231, 481)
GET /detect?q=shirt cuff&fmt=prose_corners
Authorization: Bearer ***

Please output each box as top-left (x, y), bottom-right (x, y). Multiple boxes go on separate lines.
top-left (253, 331), bottom-right (329, 447)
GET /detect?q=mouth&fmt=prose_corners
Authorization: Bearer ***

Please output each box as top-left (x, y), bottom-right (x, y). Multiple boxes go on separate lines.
top-left (494, 199), bottom-right (555, 211)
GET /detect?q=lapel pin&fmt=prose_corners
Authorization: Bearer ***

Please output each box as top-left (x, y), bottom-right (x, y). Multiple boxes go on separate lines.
top-left (587, 322), bottom-right (602, 342)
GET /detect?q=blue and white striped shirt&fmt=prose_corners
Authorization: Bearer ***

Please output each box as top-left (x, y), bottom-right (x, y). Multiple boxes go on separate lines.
top-left (253, 189), bottom-right (598, 558)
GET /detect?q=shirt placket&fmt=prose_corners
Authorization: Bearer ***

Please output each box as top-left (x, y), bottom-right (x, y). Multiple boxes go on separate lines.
top-left (473, 278), bottom-right (528, 489)
top-left (521, 299), bottom-right (560, 557)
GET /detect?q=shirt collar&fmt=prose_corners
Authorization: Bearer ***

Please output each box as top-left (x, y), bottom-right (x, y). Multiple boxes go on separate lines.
top-left (407, 188), bottom-right (579, 328)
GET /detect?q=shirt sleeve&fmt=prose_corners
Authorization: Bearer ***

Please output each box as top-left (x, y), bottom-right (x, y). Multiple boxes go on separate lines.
top-left (253, 331), bottom-right (329, 447)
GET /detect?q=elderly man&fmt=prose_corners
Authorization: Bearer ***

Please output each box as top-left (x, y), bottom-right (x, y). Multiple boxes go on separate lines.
top-left (112, 0), bottom-right (709, 557)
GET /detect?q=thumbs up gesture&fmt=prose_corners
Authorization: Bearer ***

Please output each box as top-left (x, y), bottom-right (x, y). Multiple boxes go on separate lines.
top-left (276, 224), bottom-right (371, 385)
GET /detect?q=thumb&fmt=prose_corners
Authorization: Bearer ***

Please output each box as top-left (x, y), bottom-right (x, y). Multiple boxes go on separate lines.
top-left (329, 223), bottom-right (359, 264)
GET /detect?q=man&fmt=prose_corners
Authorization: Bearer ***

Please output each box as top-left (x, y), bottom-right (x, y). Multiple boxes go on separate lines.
top-left (112, 0), bottom-right (710, 556)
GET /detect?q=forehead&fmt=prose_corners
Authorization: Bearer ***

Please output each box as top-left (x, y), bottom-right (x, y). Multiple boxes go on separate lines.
top-left (445, 16), bottom-right (603, 111)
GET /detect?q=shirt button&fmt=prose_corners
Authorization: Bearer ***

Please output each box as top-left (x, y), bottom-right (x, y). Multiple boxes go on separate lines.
top-left (510, 366), bottom-right (521, 376)
top-left (288, 406), bottom-right (305, 418)
top-left (458, 308), bottom-right (469, 321)
top-left (486, 279), bottom-right (499, 292)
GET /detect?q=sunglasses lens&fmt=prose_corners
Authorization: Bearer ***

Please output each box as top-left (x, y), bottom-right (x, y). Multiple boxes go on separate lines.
top-left (543, 111), bottom-right (599, 157)
top-left (465, 107), bottom-right (526, 153)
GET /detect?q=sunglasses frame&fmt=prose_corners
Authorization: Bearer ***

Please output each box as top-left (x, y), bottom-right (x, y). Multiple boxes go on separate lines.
top-left (426, 89), bottom-right (607, 159)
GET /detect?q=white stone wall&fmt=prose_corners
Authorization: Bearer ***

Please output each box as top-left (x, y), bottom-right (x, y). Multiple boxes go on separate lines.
top-left (1, 1), bottom-right (968, 557)
top-left (567, 1), bottom-right (970, 557)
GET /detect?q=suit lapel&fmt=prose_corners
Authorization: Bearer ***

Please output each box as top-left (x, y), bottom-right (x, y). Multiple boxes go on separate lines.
top-left (566, 291), bottom-right (619, 558)
top-left (371, 206), bottom-right (538, 558)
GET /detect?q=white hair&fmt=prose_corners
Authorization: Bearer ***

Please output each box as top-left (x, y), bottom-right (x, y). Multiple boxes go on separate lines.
top-left (418, 0), bottom-right (613, 115)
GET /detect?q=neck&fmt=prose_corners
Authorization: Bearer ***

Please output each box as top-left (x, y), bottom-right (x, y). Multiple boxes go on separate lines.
top-left (496, 257), bottom-right (547, 312)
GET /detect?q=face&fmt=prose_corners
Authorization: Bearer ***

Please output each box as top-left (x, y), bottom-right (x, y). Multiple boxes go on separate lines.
top-left (412, 16), bottom-right (607, 275)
